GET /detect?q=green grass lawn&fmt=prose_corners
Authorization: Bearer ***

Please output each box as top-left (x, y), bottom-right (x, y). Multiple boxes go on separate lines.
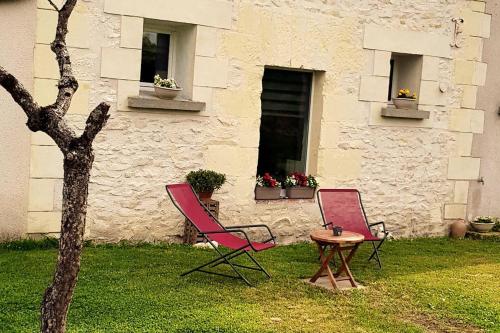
top-left (0, 238), bottom-right (499, 332)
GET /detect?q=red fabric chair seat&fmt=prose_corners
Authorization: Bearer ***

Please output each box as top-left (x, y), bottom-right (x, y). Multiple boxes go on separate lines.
top-left (317, 188), bottom-right (388, 268)
top-left (209, 233), bottom-right (275, 251)
top-left (166, 183), bottom-right (276, 285)
top-left (318, 189), bottom-right (381, 240)
top-left (166, 183), bottom-right (275, 252)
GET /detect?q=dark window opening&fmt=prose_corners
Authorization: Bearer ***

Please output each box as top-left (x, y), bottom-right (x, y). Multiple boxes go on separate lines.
top-left (388, 59), bottom-right (395, 101)
top-left (257, 68), bottom-right (313, 180)
top-left (140, 32), bottom-right (170, 83)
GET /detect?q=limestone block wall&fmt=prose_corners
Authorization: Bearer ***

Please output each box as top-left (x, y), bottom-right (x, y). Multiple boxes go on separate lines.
top-left (28, 0), bottom-right (94, 235)
top-left (26, 0), bottom-right (491, 243)
top-left (469, 0), bottom-right (500, 218)
top-left (446, 2), bottom-right (491, 220)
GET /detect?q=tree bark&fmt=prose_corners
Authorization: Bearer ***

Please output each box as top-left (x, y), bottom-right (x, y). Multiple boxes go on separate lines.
top-left (38, 105), bottom-right (108, 333)
top-left (41, 148), bottom-right (93, 333)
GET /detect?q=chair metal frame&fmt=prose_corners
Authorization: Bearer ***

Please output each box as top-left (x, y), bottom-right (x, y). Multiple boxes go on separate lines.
top-left (317, 189), bottom-right (389, 268)
top-left (166, 184), bottom-right (276, 286)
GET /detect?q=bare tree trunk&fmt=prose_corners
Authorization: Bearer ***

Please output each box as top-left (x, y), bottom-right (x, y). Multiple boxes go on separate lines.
top-left (41, 148), bottom-right (93, 333)
top-left (0, 1), bottom-right (110, 332)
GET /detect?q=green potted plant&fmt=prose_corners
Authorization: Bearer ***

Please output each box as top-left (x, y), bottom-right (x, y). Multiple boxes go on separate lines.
top-left (255, 173), bottom-right (281, 200)
top-left (393, 88), bottom-right (417, 109)
top-left (284, 172), bottom-right (318, 199)
top-left (470, 216), bottom-right (497, 233)
top-left (493, 219), bottom-right (500, 232)
top-left (153, 74), bottom-right (182, 99)
top-left (186, 169), bottom-right (226, 199)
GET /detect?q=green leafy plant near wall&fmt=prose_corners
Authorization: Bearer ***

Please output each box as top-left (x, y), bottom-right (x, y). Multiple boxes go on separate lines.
top-left (186, 169), bottom-right (226, 194)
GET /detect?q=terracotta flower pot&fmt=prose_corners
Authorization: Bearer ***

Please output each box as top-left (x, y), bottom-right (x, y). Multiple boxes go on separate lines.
top-left (197, 191), bottom-right (213, 200)
top-left (255, 186), bottom-right (281, 200)
top-left (285, 186), bottom-right (316, 199)
top-left (154, 86), bottom-right (182, 99)
top-left (470, 221), bottom-right (495, 233)
top-left (393, 98), bottom-right (417, 109)
top-left (449, 220), bottom-right (467, 239)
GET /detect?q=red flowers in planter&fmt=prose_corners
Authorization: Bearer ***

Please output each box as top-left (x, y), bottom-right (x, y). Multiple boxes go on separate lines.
top-left (256, 173), bottom-right (281, 188)
top-left (293, 172), bottom-right (308, 186)
top-left (284, 172), bottom-right (318, 188)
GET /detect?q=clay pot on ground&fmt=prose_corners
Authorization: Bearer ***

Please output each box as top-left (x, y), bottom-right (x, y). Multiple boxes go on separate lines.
top-left (449, 220), bottom-right (467, 239)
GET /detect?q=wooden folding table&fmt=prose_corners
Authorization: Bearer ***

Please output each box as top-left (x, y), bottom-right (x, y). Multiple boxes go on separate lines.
top-left (309, 229), bottom-right (364, 290)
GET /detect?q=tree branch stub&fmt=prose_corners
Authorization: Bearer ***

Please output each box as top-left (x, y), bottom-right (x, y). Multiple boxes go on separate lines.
top-left (80, 103), bottom-right (111, 146)
top-left (47, 0), bottom-right (60, 11)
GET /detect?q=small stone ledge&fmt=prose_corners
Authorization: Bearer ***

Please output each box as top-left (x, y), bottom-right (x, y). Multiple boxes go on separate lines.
top-left (27, 232), bottom-right (60, 239)
top-left (128, 93), bottom-right (205, 112)
top-left (255, 198), bottom-right (316, 204)
top-left (381, 107), bottom-right (430, 120)
top-left (465, 231), bottom-right (500, 241)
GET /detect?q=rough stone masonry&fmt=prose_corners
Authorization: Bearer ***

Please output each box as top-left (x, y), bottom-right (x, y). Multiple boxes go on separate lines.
top-left (24, 0), bottom-right (490, 243)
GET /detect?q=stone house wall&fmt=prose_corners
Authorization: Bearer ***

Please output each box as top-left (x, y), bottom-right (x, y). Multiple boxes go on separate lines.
top-left (26, 0), bottom-right (491, 243)
top-left (469, 1), bottom-right (500, 219)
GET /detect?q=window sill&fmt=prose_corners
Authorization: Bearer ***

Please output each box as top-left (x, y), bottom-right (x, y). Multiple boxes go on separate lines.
top-left (381, 107), bottom-right (430, 120)
top-left (255, 198), bottom-right (316, 203)
top-left (128, 91), bottom-right (205, 112)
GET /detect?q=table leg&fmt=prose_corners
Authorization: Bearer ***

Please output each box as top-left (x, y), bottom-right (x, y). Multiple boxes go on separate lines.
top-left (310, 244), bottom-right (338, 289)
top-left (334, 243), bottom-right (360, 287)
top-left (324, 252), bottom-right (339, 289)
top-left (318, 245), bottom-right (336, 276)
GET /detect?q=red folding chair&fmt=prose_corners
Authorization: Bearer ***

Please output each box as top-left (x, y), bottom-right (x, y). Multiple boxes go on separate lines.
top-left (317, 189), bottom-right (389, 268)
top-left (166, 183), bottom-right (276, 286)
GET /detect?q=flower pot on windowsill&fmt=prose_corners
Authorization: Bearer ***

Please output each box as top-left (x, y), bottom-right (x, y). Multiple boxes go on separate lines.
top-left (285, 186), bottom-right (316, 199)
top-left (470, 221), bottom-right (495, 233)
top-left (255, 186), bottom-right (281, 200)
top-left (154, 86), bottom-right (182, 100)
top-left (393, 98), bottom-right (417, 109)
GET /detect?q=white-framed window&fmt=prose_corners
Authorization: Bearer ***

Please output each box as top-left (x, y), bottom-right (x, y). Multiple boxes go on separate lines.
top-left (140, 22), bottom-right (177, 88)
top-left (139, 20), bottom-right (197, 100)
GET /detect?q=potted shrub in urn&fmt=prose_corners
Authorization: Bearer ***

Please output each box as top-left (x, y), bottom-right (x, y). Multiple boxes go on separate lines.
top-left (153, 74), bottom-right (182, 99)
top-left (284, 172), bottom-right (318, 199)
top-left (186, 169), bottom-right (226, 200)
top-left (255, 173), bottom-right (281, 200)
top-left (393, 88), bottom-right (417, 109)
top-left (470, 216), bottom-right (497, 233)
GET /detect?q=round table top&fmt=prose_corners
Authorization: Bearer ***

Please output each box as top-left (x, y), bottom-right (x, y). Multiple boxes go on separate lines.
top-left (310, 229), bottom-right (364, 244)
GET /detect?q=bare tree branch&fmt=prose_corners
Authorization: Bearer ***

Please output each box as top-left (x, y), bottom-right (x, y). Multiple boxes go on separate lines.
top-left (47, 0), bottom-right (60, 11)
top-left (1, 65), bottom-right (75, 151)
top-left (51, 0), bottom-right (79, 116)
top-left (0, 66), bottom-right (40, 118)
top-left (80, 103), bottom-right (111, 146)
